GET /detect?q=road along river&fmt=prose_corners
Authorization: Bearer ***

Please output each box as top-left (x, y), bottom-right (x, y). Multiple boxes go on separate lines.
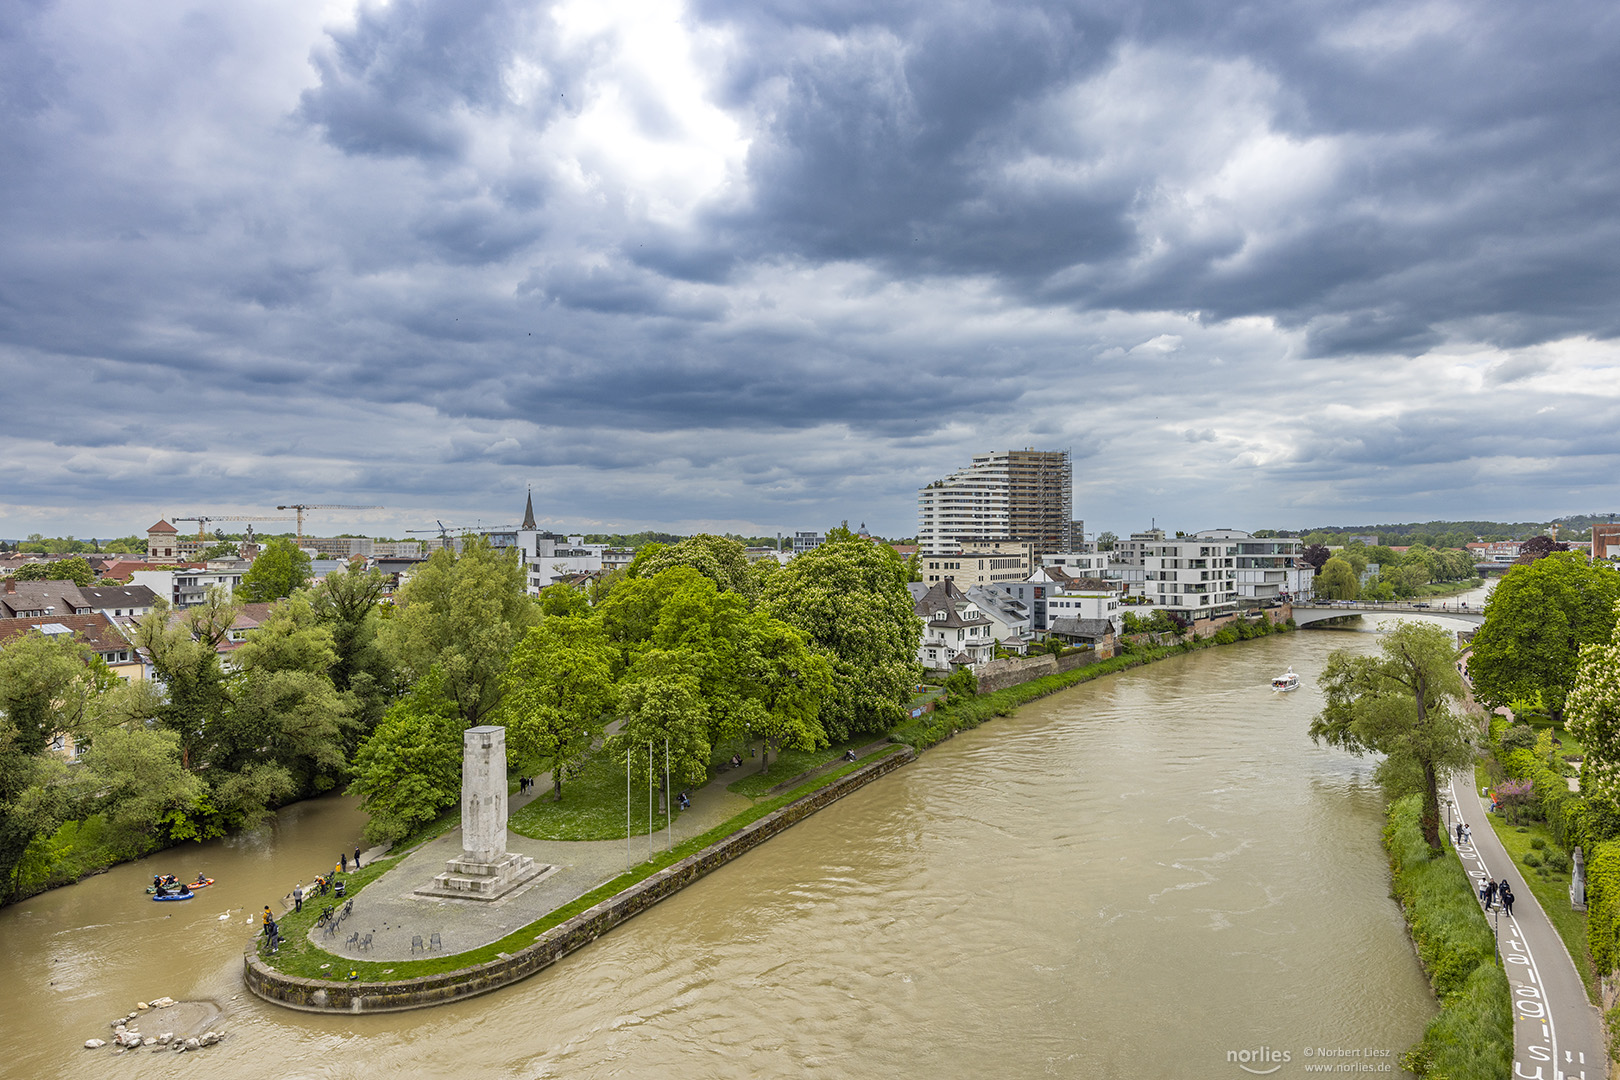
top-left (5, 625), bottom-right (1455, 1079)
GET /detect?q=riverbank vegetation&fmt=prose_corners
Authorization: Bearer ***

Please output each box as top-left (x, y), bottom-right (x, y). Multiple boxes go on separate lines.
top-left (1308, 538), bottom-right (1484, 602)
top-left (1383, 794), bottom-right (1514, 1080)
top-left (894, 613), bottom-right (1292, 750)
top-left (0, 529), bottom-right (925, 904)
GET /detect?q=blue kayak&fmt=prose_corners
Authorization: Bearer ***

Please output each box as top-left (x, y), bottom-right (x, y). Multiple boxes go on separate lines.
top-left (151, 889), bottom-right (194, 902)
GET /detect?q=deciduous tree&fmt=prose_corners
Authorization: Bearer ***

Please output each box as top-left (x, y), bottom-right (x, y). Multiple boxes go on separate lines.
top-left (1316, 557), bottom-right (1360, 600)
top-left (1468, 552), bottom-right (1620, 722)
top-left (759, 529), bottom-right (922, 739)
top-left (500, 616), bottom-right (618, 801)
top-left (12, 557), bottom-right (95, 586)
top-left (1565, 604), bottom-right (1620, 808)
top-left (380, 535), bottom-right (535, 727)
top-left (347, 670), bottom-right (464, 845)
top-left (238, 537), bottom-right (313, 602)
top-left (1310, 621), bottom-right (1472, 853)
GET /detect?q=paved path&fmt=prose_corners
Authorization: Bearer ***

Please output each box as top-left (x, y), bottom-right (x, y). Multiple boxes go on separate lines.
top-left (1448, 772), bottom-right (1605, 1080)
top-left (308, 761), bottom-right (755, 962)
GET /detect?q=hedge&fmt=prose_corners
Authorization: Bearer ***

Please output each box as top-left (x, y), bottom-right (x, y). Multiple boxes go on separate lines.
top-left (1384, 794), bottom-right (1513, 1079)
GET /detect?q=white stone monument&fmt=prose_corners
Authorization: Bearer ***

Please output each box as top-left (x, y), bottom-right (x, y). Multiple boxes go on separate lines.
top-left (417, 725), bottom-right (545, 901)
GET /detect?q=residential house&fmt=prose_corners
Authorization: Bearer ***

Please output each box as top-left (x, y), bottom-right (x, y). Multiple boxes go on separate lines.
top-left (913, 579), bottom-right (995, 670)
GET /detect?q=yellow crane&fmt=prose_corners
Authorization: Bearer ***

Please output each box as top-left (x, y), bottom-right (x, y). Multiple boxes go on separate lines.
top-left (171, 514), bottom-right (295, 541)
top-left (275, 503), bottom-right (385, 540)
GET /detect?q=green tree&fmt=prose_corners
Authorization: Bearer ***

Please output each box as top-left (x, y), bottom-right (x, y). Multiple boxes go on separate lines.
top-left (78, 725), bottom-right (209, 850)
top-left (499, 616), bottom-right (618, 802)
top-left (629, 534), bottom-right (755, 599)
top-left (536, 583), bottom-right (591, 618)
top-left (1310, 621), bottom-right (1472, 853)
top-left (380, 535), bottom-right (536, 727)
top-left (130, 593), bottom-right (238, 770)
top-left (237, 537), bottom-right (313, 602)
top-left (307, 563), bottom-right (394, 745)
top-left (1565, 604), bottom-right (1620, 807)
top-left (759, 529), bottom-right (922, 739)
top-left (199, 541), bottom-right (240, 561)
top-left (1316, 557), bottom-right (1360, 600)
top-left (12, 557), bottom-right (95, 586)
top-left (347, 670), bottom-right (465, 845)
top-left (1469, 552), bottom-right (1620, 722)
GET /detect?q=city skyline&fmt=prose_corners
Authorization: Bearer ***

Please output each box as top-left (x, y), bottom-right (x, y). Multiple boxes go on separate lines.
top-left (4, 0), bottom-right (1619, 539)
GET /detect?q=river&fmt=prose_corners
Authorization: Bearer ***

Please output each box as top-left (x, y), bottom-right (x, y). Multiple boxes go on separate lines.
top-left (4, 606), bottom-right (1490, 1079)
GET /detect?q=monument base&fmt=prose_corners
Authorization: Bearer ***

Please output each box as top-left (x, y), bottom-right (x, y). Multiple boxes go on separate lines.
top-left (415, 852), bottom-right (548, 902)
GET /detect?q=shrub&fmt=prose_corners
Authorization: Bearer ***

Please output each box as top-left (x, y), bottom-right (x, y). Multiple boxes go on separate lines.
top-left (1523, 851), bottom-right (1542, 867)
top-left (1383, 794), bottom-right (1512, 1079)
top-left (1545, 850), bottom-right (1572, 874)
top-left (1500, 723), bottom-right (1538, 751)
top-left (1531, 837), bottom-right (1547, 850)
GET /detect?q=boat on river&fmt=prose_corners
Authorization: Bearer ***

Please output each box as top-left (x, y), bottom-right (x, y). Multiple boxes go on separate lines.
top-left (1271, 668), bottom-right (1301, 692)
top-left (151, 889), bottom-right (194, 902)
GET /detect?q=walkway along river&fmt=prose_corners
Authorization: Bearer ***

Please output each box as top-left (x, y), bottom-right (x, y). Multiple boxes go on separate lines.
top-left (6, 626), bottom-right (1460, 1079)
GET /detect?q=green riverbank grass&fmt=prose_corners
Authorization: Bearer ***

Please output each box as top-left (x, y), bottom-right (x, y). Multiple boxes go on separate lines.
top-left (509, 751), bottom-right (672, 841)
top-left (257, 748), bottom-right (902, 983)
top-left (1385, 794), bottom-right (1513, 1080)
top-left (723, 738), bottom-right (868, 798)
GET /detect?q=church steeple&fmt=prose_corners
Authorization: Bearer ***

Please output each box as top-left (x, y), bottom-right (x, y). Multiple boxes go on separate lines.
top-left (521, 487), bottom-right (537, 530)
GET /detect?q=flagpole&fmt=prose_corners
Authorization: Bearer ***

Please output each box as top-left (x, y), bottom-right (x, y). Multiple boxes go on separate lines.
top-left (647, 740), bottom-right (653, 863)
top-left (626, 745), bottom-right (631, 873)
top-left (666, 737), bottom-right (672, 853)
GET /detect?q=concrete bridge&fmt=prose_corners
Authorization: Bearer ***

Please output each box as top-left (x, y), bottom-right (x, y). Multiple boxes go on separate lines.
top-left (1290, 600), bottom-right (1485, 626)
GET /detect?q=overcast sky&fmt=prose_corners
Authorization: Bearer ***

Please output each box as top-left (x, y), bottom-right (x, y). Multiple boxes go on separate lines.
top-left (4, 0), bottom-right (1618, 542)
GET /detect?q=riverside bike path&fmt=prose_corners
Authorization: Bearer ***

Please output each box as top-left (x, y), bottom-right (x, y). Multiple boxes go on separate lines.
top-left (1448, 772), bottom-right (1605, 1080)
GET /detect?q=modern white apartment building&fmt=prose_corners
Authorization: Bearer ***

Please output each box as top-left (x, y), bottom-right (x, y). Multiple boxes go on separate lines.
top-left (917, 449), bottom-right (1078, 555)
top-left (1110, 529), bottom-right (1314, 619)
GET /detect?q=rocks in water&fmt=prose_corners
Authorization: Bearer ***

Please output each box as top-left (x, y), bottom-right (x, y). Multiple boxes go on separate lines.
top-left (157, 1032), bottom-right (173, 1045)
top-left (143, 1038), bottom-right (156, 1046)
top-left (183, 1038), bottom-right (200, 1051)
top-left (149, 996), bottom-right (176, 1008)
top-left (84, 1039), bottom-right (106, 1049)
top-left (114, 1031), bottom-right (143, 1048)
top-left (136, 1001), bottom-right (150, 1010)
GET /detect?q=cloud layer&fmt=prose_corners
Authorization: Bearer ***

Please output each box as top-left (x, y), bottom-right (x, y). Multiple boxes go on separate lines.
top-left (3, 0), bottom-right (1618, 540)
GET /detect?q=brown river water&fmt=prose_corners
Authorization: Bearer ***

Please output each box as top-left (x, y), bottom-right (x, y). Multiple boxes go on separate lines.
top-left (2, 609), bottom-right (1487, 1079)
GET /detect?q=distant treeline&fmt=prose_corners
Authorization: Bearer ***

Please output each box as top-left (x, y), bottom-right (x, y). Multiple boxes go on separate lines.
top-left (1285, 514), bottom-right (1610, 547)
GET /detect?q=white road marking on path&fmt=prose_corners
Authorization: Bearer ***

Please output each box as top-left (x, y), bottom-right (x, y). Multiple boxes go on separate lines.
top-left (1447, 777), bottom-right (1559, 1080)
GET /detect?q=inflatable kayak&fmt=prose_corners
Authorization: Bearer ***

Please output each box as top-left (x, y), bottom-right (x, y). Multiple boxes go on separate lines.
top-left (151, 889), bottom-right (195, 902)
top-left (187, 878), bottom-right (214, 889)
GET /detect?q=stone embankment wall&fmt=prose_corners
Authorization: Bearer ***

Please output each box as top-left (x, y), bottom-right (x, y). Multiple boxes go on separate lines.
top-left (245, 747), bottom-right (916, 1014)
top-left (975, 649), bottom-right (1104, 694)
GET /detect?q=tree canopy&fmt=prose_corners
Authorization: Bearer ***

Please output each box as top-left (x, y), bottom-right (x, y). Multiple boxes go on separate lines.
top-left (758, 529), bottom-right (921, 740)
top-left (1468, 552), bottom-right (1620, 721)
top-left (13, 557), bottom-right (95, 586)
top-left (237, 537), bottom-right (313, 602)
top-left (1316, 557), bottom-right (1359, 600)
top-left (1566, 603), bottom-right (1620, 810)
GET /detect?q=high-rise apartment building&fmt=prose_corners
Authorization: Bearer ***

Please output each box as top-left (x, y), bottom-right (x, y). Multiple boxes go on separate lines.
top-left (917, 449), bottom-right (1076, 555)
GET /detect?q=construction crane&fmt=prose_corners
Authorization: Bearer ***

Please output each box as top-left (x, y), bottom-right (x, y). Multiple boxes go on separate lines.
top-left (172, 514), bottom-right (295, 541)
top-left (276, 503), bottom-right (385, 540)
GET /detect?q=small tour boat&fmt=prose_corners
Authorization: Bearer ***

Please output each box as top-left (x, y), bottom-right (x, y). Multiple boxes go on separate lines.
top-left (1271, 668), bottom-right (1301, 692)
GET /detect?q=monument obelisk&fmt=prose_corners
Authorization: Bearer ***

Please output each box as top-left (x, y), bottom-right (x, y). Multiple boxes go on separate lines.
top-left (418, 726), bottom-right (545, 901)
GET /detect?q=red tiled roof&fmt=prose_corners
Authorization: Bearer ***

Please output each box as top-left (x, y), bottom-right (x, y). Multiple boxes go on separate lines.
top-left (0, 613), bottom-right (132, 656)
top-left (147, 520), bottom-right (179, 534)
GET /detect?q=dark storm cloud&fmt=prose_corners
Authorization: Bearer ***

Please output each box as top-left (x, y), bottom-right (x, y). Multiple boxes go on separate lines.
top-left (1, 0), bottom-right (1619, 539)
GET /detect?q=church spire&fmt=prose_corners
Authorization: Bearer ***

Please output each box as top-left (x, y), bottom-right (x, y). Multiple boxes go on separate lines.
top-left (521, 486), bottom-right (536, 530)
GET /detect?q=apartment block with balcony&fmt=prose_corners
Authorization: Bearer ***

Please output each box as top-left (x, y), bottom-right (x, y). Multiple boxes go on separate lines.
top-left (917, 448), bottom-right (1078, 555)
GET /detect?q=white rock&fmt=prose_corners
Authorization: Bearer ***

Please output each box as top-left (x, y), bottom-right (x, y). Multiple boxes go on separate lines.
top-left (184, 1038), bottom-right (200, 1051)
top-left (157, 1033), bottom-right (172, 1045)
top-left (170, 1040), bottom-right (185, 1052)
top-left (84, 1039), bottom-right (106, 1049)
top-left (143, 1038), bottom-right (156, 1046)
top-left (136, 1001), bottom-right (150, 1010)
top-left (116, 1032), bottom-right (143, 1048)
top-left (150, 996), bottom-right (176, 1008)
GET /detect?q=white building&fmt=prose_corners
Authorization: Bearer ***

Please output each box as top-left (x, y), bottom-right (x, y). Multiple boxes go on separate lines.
top-left (913, 579), bottom-right (995, 670)
top-left (917, 449), bottom-right (1078, 555)
top-left (1108, 528), bottom-right (1313, 621)
top-left (130, 560), bottom-right (248, 608)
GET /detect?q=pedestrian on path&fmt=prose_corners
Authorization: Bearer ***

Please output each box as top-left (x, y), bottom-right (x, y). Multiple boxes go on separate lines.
top-left (1479, 880), bottom-right (1492, 908)
top-left (1501, 881), bottom-right (1515, 917)
top-left (1463, 824), bottom-right (1471, 844)
top-left (1455, 822), bottom-right (1463, 845)
top-left (1486, 880), bottom-right (1499, 908)
top-left (354, 846), bottom-right (362, 869)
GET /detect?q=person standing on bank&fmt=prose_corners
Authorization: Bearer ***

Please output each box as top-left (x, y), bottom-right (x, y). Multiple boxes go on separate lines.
top-left (340, 852), bottom-right (347, 873)
top-left (354, 846), bottom-right (362, 869)
top-left (1485, 879), bottom-right (1498, 908)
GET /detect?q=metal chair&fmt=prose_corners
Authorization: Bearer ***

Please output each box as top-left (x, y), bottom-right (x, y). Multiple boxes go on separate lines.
top-left (323, 919), bottom-right (339, 939)
top-left (359, 932), bottom-right (373, 950)
top-left (411, 935), bottom-right (424, 953)
top-left (346, 931), bottom-right (360, 948)
top-left (429, 931), bottom-right (441, 950)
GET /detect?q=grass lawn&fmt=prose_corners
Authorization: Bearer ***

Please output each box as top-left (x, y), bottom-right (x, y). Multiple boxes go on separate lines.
top-left (1475, 797), bottom-right (1598, 1004)
top-left (724, 737), bottom-right (869, 798)
top-left (509, 750), bottom-right (672, 841)
top-left (257, 747), bottom-right (905, 983)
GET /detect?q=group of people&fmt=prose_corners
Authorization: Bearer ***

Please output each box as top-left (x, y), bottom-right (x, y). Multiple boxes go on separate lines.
top-left (1481, 877), bottom-right (1516, 916)
top-left (261, 906), bottom-right (281, 952)
top-left (288, 847), bottom-right (363, 915)
top-left (518, 776), bottom-right (535, 794)
top-left (1456, 823), bottom-right (1516, 915)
